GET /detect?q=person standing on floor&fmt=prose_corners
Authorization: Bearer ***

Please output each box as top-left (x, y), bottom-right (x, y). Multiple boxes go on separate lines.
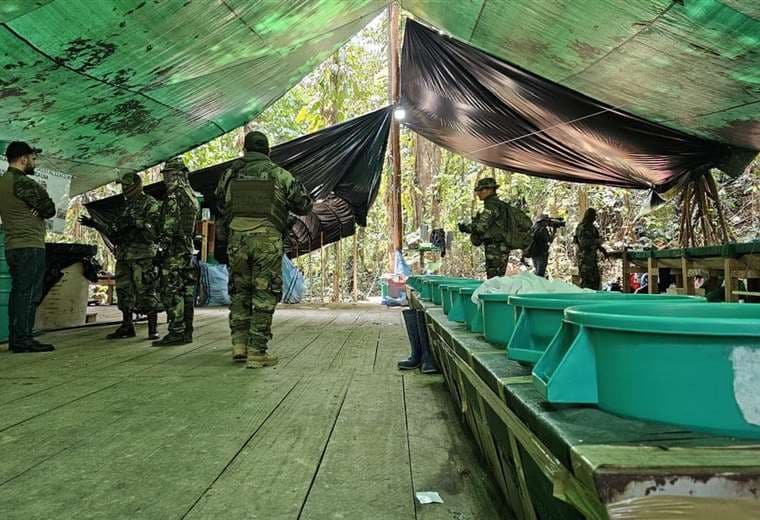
top-left (215, 131), bottom-right (312, 368)
top-left (81, 172), bottom-right (161, 340)
top-left (573, 208), bottom-right (607, 290)
top-left (152, 158), bottom-right (199, 347)
top-left (458, 177), bottom-right (529, 278)
top-left (0, 142), bottom-right (56, 353)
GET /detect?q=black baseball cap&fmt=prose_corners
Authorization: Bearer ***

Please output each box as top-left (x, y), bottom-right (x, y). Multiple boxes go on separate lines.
top-left (5, 141), bottom-right (42, 161)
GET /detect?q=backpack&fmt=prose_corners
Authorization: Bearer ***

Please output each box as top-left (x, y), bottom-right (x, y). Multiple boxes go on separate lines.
top-left (503, 201), bottom-right (533, 250)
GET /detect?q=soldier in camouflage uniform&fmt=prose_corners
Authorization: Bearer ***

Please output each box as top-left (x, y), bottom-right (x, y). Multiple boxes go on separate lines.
top-left (81, 172), bottom-right (161, 339)
top-left (573, 208), bottom-right (607, 290)
top-left (216, 131), bottom-right (312, 368)
top-left (152, 158), bottom-right (200, 347)
top-left (458, 177), bottom-right (511, 278)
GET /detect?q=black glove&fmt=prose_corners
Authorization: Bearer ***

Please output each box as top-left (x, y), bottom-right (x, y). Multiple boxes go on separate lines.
top-left (457, 222), bottom-right (469, 233)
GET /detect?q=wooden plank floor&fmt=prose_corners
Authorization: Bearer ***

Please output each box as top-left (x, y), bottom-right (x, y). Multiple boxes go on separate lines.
top-left (0, 304), bottom-right (509, 519)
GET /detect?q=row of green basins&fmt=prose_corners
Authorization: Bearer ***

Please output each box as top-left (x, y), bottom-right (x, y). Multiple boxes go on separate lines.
top-left (408, 278), bottom-right (760, 440)
top-left (0, 230), bottom-right (9, 343)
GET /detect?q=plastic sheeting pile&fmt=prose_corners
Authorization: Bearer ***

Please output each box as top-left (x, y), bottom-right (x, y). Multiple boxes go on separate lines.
top-left (472, 272), bottom-right (589, 305)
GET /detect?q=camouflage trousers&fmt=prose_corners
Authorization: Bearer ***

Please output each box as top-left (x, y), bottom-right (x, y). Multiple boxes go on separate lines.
top-left (115, 258), bottom-right (159, 314)
top-left (159, 255), bottom-right (195, 335)
top-left (578, 253), bottom-right (601, 290)
top-left (484, 243), bottom-right (511, 279)
top-left (227, 229), bottom-right (283, 352)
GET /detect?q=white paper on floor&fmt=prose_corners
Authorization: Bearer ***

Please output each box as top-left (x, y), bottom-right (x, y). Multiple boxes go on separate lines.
top-left (415, 491), bottom-right (444, 504)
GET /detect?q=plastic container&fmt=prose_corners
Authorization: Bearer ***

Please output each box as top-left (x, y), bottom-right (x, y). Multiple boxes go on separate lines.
top-left (441, 281), bottom-right (481, 315)
top-left (507, 292), bottom-right (704, 363)
top-left (479, 293), bottom-right (517, 348)
top-left (34, 262), bottom-right (90, 330)
top-left (0, 230), bottom-right (9, 343)
top-left (419, 276), bottom-right (446, 301)
top-left (387, 278), bottom-right (406, 299)
top-left (533, 302), bottom-right (760, 439)
top-left (462, 290), bottom-right (480, 331)
top-left (449, 286), bottom-right (481, 323)
top-left (429, 277), bottom-right (475, 306)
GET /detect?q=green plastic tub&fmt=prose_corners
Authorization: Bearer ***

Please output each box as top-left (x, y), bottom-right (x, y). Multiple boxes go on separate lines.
top-left (0, 230), bottom-right (8, 343)
top-left (406, 275), bottom-right (442, 294)
top-left (441, 281), bottom-right (481, 316)
top-left (479, 293), bottom-right (518, 348)
top-left (533, 302), bottom-right (760, 439)
top-left (463, 290), bottom-right (481, 332)
top-left (447, 280), bottom-right (483, 323)
top-left (419, 276), bottom-right (446, 301)
top-left (430, 278), bottom-right (476, 306)
top-left (507, 293), bottom-right (704, 364)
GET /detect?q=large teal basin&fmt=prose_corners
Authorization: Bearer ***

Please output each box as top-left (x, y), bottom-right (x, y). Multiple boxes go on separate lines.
top-left (479, 293), bottom-right (517, 348)
top-left (533, 303), bottom-right (760, 439)
top-left (442, 281), bottom-right (481, 316)
top-left (446, 283), bottom-right (482, 322)
top-left (507, 293), bottom-right (704, 364)
top-left (431, 278), bottom-right (477, 306)
top-left (420, 276), bottom-right (448, 301)
top-left (463, 291), bottom-right (482, 332)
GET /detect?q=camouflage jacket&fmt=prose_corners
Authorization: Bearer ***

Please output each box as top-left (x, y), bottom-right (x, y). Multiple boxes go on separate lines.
top-left (0, 167), bottom-right (56, 250)
top-left (470, 194), bottom-right (508, 245)
top-left (111, 192), bottom-right (161, 261)
top-left (158, 182), bottom-right (199, 258)
top-left (215, 151), bottom-right (312, 239)
top-left (573, 219), bottom-right (602, 256)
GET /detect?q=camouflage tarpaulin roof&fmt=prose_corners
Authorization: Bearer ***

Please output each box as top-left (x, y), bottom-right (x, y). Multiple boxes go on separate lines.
top-left (402, 0), bottom-right (759, 153)
top-left (0, 0), bottom-right (385, 194)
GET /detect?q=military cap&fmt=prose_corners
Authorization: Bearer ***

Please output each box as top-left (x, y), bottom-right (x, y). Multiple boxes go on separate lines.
top-left (5, 141), bottom-right (42, 161)
top-left (163, 157), bottom-right (188, 173)
top-left (474, 177), bottom-right (499, 191)
top-left (244, 131), bottom-right (269, 153)
top-left (117, 171), bottom-right (141, 185)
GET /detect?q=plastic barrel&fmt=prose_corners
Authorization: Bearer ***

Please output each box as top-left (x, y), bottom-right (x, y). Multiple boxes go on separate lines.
top-left (508, 292), bottom-right (704, 364)
top-left (0, 230), bottom-right (9, 343)
top-left (534, 302), bottom-right (760, 439)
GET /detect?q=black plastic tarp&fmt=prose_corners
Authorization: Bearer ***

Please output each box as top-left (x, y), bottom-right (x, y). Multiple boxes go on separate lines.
top-left (399, 20), bottom-right (751, 192)
top-left (85, 106), bottom-right (391, 258)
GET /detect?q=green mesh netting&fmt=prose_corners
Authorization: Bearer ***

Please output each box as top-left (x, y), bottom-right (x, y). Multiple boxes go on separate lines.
top-left (0, 0), bottom-right (385, 194)
top-left (402, 0), bottom-right (759, 152)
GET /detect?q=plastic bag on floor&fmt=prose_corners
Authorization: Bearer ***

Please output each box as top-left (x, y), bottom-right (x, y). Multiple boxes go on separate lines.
top-left (281, 255), bottom-right (304, 304)
top-left (199, 262), bottom-right (230, 307)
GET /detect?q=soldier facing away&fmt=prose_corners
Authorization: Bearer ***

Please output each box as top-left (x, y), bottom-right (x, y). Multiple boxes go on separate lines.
top-left (458, 177), bottom-right (512, 278)
top-left (573, 208), bottom-right (608, 290)
top-left (152, 157), bottom-right (199, 347)
top-left (216, 131), bottom-right (312, 368)
top-left (81, 172), bottom-right (161, 339)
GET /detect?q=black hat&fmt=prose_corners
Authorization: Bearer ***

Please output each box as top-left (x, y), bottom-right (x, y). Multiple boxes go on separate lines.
top-left (244, 131), bottom-right (269, 153)
top-left (5, 141), bottom-right (42, 162)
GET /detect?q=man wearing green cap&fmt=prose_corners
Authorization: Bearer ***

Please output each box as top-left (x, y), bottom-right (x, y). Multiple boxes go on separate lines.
top-left (0, 141), bottom-right (57, 353)
top-left (152, 157), bottom-right (200, 347)
top-left (458, 177), bottom-right (513, 278)
top-left (81, 172), bottom-right (161, 339)
top-left (216, 131), bottom-right (312, 368)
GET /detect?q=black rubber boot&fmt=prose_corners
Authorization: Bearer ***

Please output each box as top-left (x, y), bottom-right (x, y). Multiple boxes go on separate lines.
top-left (152, 331), bottom-right (187, 347)
top-left (417, 310), bottom-right (440, 374)
top-left (147, 312), bottom-right (160, 340)
top-left (106, 310), bottom-right (136, 339)
top-left (398, 309), bottom-right (422, 370)
top-left (183, 296), bottom-right (194, 343)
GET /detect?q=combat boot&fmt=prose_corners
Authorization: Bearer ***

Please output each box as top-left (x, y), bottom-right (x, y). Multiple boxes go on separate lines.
top-left (107, 310), bottom-right (136, 339)
top-left (183, 301), bottom-right (194, 343)
top-left (147, 312), bottom-right (160, 340)
top-left (246, 350), bottom-right (279, 369)
top-left (417, 310), bottom-right (440, 375)
top-left (232, 343), bottom-right (247, 363)
top-left (151, 331), bottom-right (187, 347)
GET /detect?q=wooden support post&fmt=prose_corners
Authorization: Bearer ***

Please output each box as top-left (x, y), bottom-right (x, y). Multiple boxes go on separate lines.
top-left (681, 257), bottom-right (695, 295)
top-left (320, 232), bottom-right (326, 304)
top-left (647, 257), bottom-right (658, 294)
top-left (332, 242), bottom-right (341, 303)
top-left (387, 2), bottom-right (403, 269)
top-left (622, 249), bottom-right (631, 293)
top-left (352, 233), bottom-right (359, 302)
top-left (724, 258), bottom-right (737, 302)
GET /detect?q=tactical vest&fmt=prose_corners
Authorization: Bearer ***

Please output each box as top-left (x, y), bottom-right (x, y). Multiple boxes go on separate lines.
top-left (177, 185), bottom-right (199, 238)
top-left (229, 177), bottom-right (275, 219)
